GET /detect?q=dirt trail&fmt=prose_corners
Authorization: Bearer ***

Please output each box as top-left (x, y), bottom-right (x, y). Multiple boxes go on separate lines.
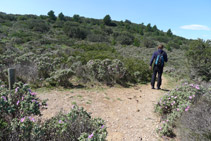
top-left (37, 76), bottom-right (173, 141)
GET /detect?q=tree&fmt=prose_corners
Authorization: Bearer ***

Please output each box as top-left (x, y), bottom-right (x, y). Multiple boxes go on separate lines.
top-left (58, 12), bottom-right (65, 21)
top-left (139, 27), bottom-right (144, 35)
top-left (152, 25), bottom-right (158, 32)
top-left (73, 14), bottom-right (80, 22)
top-left (47, 10), bottom-right (56, 21)
top-left (186, 39), bottom-right (211, 81)
top-left (167, 29), bottom-right (173, 36)
top-left (103, 15), bottom-right (111, 26)
top-left (146, 23), bottom-right (152, 32)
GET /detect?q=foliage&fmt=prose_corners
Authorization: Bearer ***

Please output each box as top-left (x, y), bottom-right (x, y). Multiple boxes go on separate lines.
top-left (86, 59), bottom-right (127, 85)
top-left (143, 38), bottom-right (156, 48)
top-left (177, 91), bottom-right (211, 141)
top-left (63, 22), bottom-right (87, 39)
top-left (0, 81), bottom-right (47, 140)
top-left (116, 33), bottom-right (134, 45)
top-left (167, 29), bottom-right (173, 37)
top-left (186, 39), bottom-right (211, 81)
top-left (103, 15), bottom-right (111, 26)
top-left (46, 69), bottom-right (74, 87)
top-left (58, 12), bottom-right (65, 21)
top-left (0, 81), bottom-right (107, 140)
top-left (155, 83), bottom-right (207, 137)
top-left (123, 58), bottom-right (152, 83)
top-left (47, 10), bottom-right (56, 21)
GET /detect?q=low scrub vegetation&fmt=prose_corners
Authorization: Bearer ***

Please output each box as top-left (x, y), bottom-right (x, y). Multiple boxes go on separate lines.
top-left (155, 82), bottom-right (210, 140)
top-left (0, 81), bottom-right (107, 140)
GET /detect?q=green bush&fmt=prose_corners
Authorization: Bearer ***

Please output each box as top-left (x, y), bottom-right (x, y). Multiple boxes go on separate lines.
top-left (186, 39), bottom-right (211, 81)
top-left (116, 33), bottom-right (134, 45)
top-left (0, 81), bottom-right (107, 140)
top-left (46, 69), bottom-right (74, 87)
top-left (87, 34), bottom-right (109, 42)
top-left (86, 59), bottom-right (127, 85)
top-left (123, 58), bottom-right (152, 83)
top-left (63, 22), bottom-right (87, 39)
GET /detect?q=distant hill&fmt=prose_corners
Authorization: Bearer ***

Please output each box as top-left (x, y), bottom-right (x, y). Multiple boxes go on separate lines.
top-left (0, 11), bottom-right (193, 87)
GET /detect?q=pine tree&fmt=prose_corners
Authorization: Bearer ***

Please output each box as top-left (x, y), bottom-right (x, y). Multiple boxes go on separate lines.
top-left (58, 12), bottom-right (65, 21)
top-left (47, 10), bottom-right (56, 21)
top-left (167, 29), bottom-right (173, 36)
top-left (103, 15), bottom-right (111, 26)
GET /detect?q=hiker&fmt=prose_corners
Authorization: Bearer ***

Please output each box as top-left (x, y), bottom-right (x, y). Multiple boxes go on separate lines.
top-left (149, 44), bottom-right (168, 89)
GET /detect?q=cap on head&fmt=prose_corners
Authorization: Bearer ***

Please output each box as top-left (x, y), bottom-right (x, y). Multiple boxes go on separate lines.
top-left (158, 44), bottom-right (164, 49)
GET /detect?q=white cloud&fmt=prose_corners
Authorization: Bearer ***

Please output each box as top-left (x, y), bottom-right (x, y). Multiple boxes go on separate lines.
top-left (180, 24), bottom-right (210, 31)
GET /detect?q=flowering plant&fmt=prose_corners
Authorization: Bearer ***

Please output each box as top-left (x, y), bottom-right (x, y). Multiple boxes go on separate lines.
top-left (155, 82), bottom-right (206, 137)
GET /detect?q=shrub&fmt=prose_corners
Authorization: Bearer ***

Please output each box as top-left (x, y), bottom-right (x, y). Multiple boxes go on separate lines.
top-left (0, 81), bottom-right (107, 140)
top-left (186, 39), bottom-right (211, 81)
top-left (45, 69), bottom-right (74, 87)
top-left (155, 83), bottom-right (207, 137)
top-left (27, 19), bottom-right (50, 33)
top-left (0, 81), bottom-right (47, 140)
top-left (116, 33), bottom-right (134, 45)
top-left (177, 91), bottom-right (211, 141)
top-left (86, 59), bottom-right (127, 85)
top-left (63, 22), bottom-right (87, 39)
top-left (87, 34), bottom-right (109, 42)
top-left (123, 58), bottom-right (152, 83)
top-left (143, 38), bottom-right (156, 48)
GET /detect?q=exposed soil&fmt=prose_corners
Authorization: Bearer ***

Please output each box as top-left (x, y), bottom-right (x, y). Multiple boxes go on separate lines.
top-left (36, 76), bottom-right (174, 141)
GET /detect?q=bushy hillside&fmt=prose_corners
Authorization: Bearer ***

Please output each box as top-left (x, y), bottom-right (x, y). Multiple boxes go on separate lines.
top-left (0, 11), bottom-right (198, 87)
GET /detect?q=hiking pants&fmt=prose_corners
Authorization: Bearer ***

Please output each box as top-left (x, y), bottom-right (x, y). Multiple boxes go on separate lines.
top-left (151, 66), bottom-right (163, 88)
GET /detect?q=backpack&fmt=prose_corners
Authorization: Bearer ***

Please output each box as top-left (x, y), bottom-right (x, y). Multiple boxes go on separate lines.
top-left (155, 51), bottom-right (164, 67)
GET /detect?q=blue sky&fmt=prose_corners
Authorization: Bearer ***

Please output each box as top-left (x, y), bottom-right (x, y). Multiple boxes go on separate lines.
top-left (1, 0), bottom-right (211, 40)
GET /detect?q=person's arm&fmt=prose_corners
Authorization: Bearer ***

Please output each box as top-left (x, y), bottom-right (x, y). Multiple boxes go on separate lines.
top-left (150, 52), bottom-right (156, 66)
top-left (164, 52), bottom-right (168, 62)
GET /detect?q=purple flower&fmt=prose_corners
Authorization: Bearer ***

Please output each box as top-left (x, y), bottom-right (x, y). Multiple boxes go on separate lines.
top-left (190, 84), bottom-right (194, 87)
top-left (189, 96), bottom-right (192, 99)
top-left (88, 133), bottom-right (94, 138)
top-left (29, 117), bottom-right (35, 122)
top-left (1, 96), bottom-right (7, 102)
top-left (0, 85), bottom-right (5, 88)
top-left (195, 86), bottom-right (200, 90)
top-left (174, 96), bottom-right (177, 99)
top-left (32, 100), bottom-right (36, 102)
top-left (20, 117), bottom-right (25, 122)
top-left (30, 92), bottom-right (36, 96)
top-left (185, 108), bottom-right (189, 112)
top-left (15, 87), bottom-right (19, 93)
top-left (21, 96), bottom-right (24, 100)
top-left (72, 105), bottom-right (75, 109)
top-left (16, 100), bottom-right (20, 105)
top-left (177, 108), bottom-right (180, 111)
top-left (59, 120), bottom-right (64, 124)
top-left (101, 125), bottom-right (104, 128)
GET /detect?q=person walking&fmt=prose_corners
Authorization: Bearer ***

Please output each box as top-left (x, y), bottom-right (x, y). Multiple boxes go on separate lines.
top-left (149, 44), bottom-right (168, 89)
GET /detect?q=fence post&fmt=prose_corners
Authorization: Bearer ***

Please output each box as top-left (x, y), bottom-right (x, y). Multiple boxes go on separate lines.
top-left (8, 68), bottom-right (16, 90)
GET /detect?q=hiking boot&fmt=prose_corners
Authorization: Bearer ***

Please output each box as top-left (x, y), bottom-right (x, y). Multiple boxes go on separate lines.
top-left (151, 86), bottom-right (155, 89)
top-left (156, 87), bottom-right (161, 90)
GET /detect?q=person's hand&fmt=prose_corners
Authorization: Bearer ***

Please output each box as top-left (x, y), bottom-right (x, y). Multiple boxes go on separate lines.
top-left (149, 66), bottom-right (152, 70)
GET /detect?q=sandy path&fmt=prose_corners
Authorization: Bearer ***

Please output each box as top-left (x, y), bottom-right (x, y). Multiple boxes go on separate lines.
top-left (36, 76), bottom-right (172, 141)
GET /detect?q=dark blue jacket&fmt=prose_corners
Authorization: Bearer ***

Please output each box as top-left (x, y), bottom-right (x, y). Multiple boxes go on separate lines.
top-left (150, 49), bottom-right (168, 67)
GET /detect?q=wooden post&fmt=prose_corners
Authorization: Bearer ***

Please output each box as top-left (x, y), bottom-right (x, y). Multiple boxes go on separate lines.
top-left (8, 68), bottom-right (16, 90)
